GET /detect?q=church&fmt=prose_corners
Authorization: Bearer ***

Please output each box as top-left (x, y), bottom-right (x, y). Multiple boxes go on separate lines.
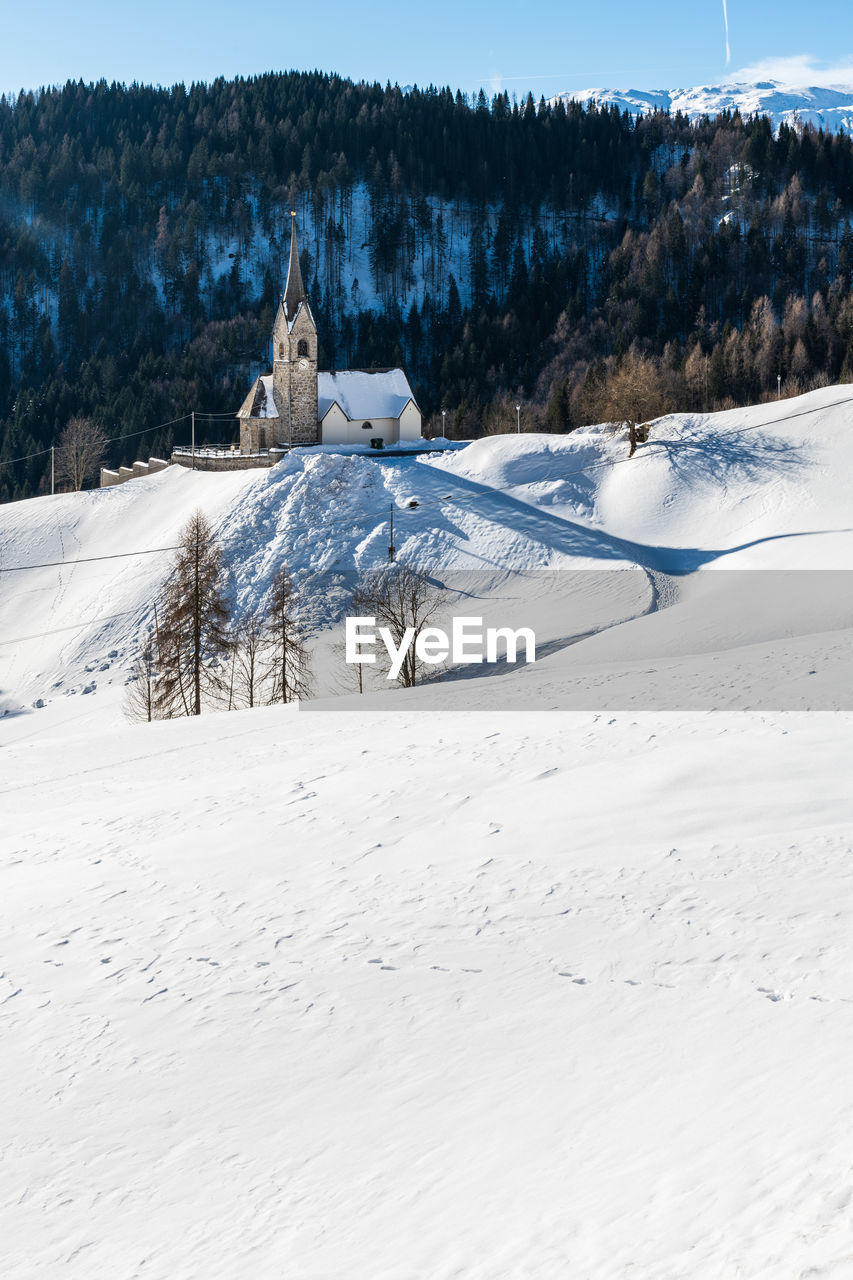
top-left (238, 214), bottom-right (422, 452)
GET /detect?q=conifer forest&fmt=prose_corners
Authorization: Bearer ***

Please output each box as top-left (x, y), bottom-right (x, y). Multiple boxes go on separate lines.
top-left (3, 69), bottom-right (853, 501)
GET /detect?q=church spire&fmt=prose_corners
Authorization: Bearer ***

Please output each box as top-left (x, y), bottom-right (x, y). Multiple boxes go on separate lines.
top-left (283, 210), bottom-right (306, 321)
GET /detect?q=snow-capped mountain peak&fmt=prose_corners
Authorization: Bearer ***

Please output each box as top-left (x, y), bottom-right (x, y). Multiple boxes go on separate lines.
top-left (552, 80), bottom-right (853, 136)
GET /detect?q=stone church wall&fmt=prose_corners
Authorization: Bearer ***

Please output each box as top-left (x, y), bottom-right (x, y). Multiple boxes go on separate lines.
top-left (290, 365), bottom-right (319, 444)
top-left (287, 311), bottom-right (319, 444)
top-left (240, 418), bottom-right (277, 452)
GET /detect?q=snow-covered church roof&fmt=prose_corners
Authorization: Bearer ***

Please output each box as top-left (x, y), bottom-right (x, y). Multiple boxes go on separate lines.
top-left (238, 368), bottom-right (419, 423)
top-left (237, 374), bottom-right (277, 419)
top-left (318, 369), bottom-right (418, 422)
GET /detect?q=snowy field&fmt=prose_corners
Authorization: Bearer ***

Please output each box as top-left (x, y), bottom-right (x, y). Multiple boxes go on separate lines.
top-left (2, 386), bottom-right (853, 1277)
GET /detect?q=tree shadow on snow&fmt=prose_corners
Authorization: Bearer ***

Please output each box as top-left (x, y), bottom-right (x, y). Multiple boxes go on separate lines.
top-left (406, 436), bottom-right (848, 576)
top-left (650, 430), bottom-right (811, 489)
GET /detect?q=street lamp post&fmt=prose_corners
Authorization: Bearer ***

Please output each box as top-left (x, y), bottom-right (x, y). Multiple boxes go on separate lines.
top-left (441, 408), bottom-right (446, 438)
top-left (515, 403), bottom-right (521, 434)
top-left (777, 373), bottom-right (781, 400)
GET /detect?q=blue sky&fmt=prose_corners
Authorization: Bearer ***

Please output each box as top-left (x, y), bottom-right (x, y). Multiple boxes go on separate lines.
top-left (2, 0), bottom-right (853, 99)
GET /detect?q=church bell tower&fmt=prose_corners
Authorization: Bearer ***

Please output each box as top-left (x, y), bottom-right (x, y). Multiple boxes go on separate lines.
top-left (272, 212), bottom-right (319, 446)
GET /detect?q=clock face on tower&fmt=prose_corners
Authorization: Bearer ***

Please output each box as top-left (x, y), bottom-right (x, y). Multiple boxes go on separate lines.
top-left (298, 358), bottom-right (308, 370)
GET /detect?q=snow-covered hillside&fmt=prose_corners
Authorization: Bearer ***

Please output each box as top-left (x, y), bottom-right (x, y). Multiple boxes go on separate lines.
top-left (2, 384), bottom-right (851, 714)
top-left (554, 80), bottom-right (853, 136)
top-left (3, 387), bottom-right (853, 1278)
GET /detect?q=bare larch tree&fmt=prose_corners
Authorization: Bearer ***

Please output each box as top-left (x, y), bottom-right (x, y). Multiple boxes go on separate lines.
top-left (154, 509), bottom-right (232, 717)
top-left (351, 562), bottom-right (444, 688)
top-left (123, 632), bottom-right (157, 722)
top-left (263, 565), bottom-right (311, 704)
top-left (584, 351), bottom-right (674, 457)
top-left (230, 607), bottom-right (266, 709)
top-left (55, 416), bottom-right (108, 491)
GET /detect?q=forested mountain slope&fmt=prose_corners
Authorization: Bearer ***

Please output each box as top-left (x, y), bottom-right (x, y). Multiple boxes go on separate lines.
top-left (3, 70), bottom-right (853, 502)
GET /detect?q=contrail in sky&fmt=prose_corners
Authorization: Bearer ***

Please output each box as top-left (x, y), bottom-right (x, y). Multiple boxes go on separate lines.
top-left (722, 0), bottom-right (731, 64)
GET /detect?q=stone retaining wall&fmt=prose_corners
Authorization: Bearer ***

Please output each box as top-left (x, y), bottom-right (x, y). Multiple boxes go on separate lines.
top-left (170, 450), bottom-right (278, 472)
top-left (100, 457), bottom-right (170, 488)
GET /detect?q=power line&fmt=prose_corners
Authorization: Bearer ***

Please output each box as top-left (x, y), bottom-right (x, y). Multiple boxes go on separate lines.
top-left (0, 497), bottom-right (407, 572)
top-left (0, 409), bottom-right (239, 472)
top-left (0, 445), bottom-right (52, 466)
top-left (1, 543), bottom-right (192, 573)
top-left (0, 609), bottom-right (139, 647)
top-left (0, 416), bottom-right (187, 471)
top-left (103, 414), bottom-right (193, 445)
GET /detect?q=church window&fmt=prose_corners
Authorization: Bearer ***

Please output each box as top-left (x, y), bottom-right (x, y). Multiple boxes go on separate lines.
top-left (297, 339), bottom-right (309, 357)
top-left (362, 421), bottom-right (373, 430)
top-left (278, 342), bottom-right (284, 358)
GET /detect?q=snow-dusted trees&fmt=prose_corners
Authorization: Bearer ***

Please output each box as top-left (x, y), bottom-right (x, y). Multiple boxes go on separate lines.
top-left (55, 416), bottom-right (107, 491)
top-left (154, 509), bottom-right (232, 717)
